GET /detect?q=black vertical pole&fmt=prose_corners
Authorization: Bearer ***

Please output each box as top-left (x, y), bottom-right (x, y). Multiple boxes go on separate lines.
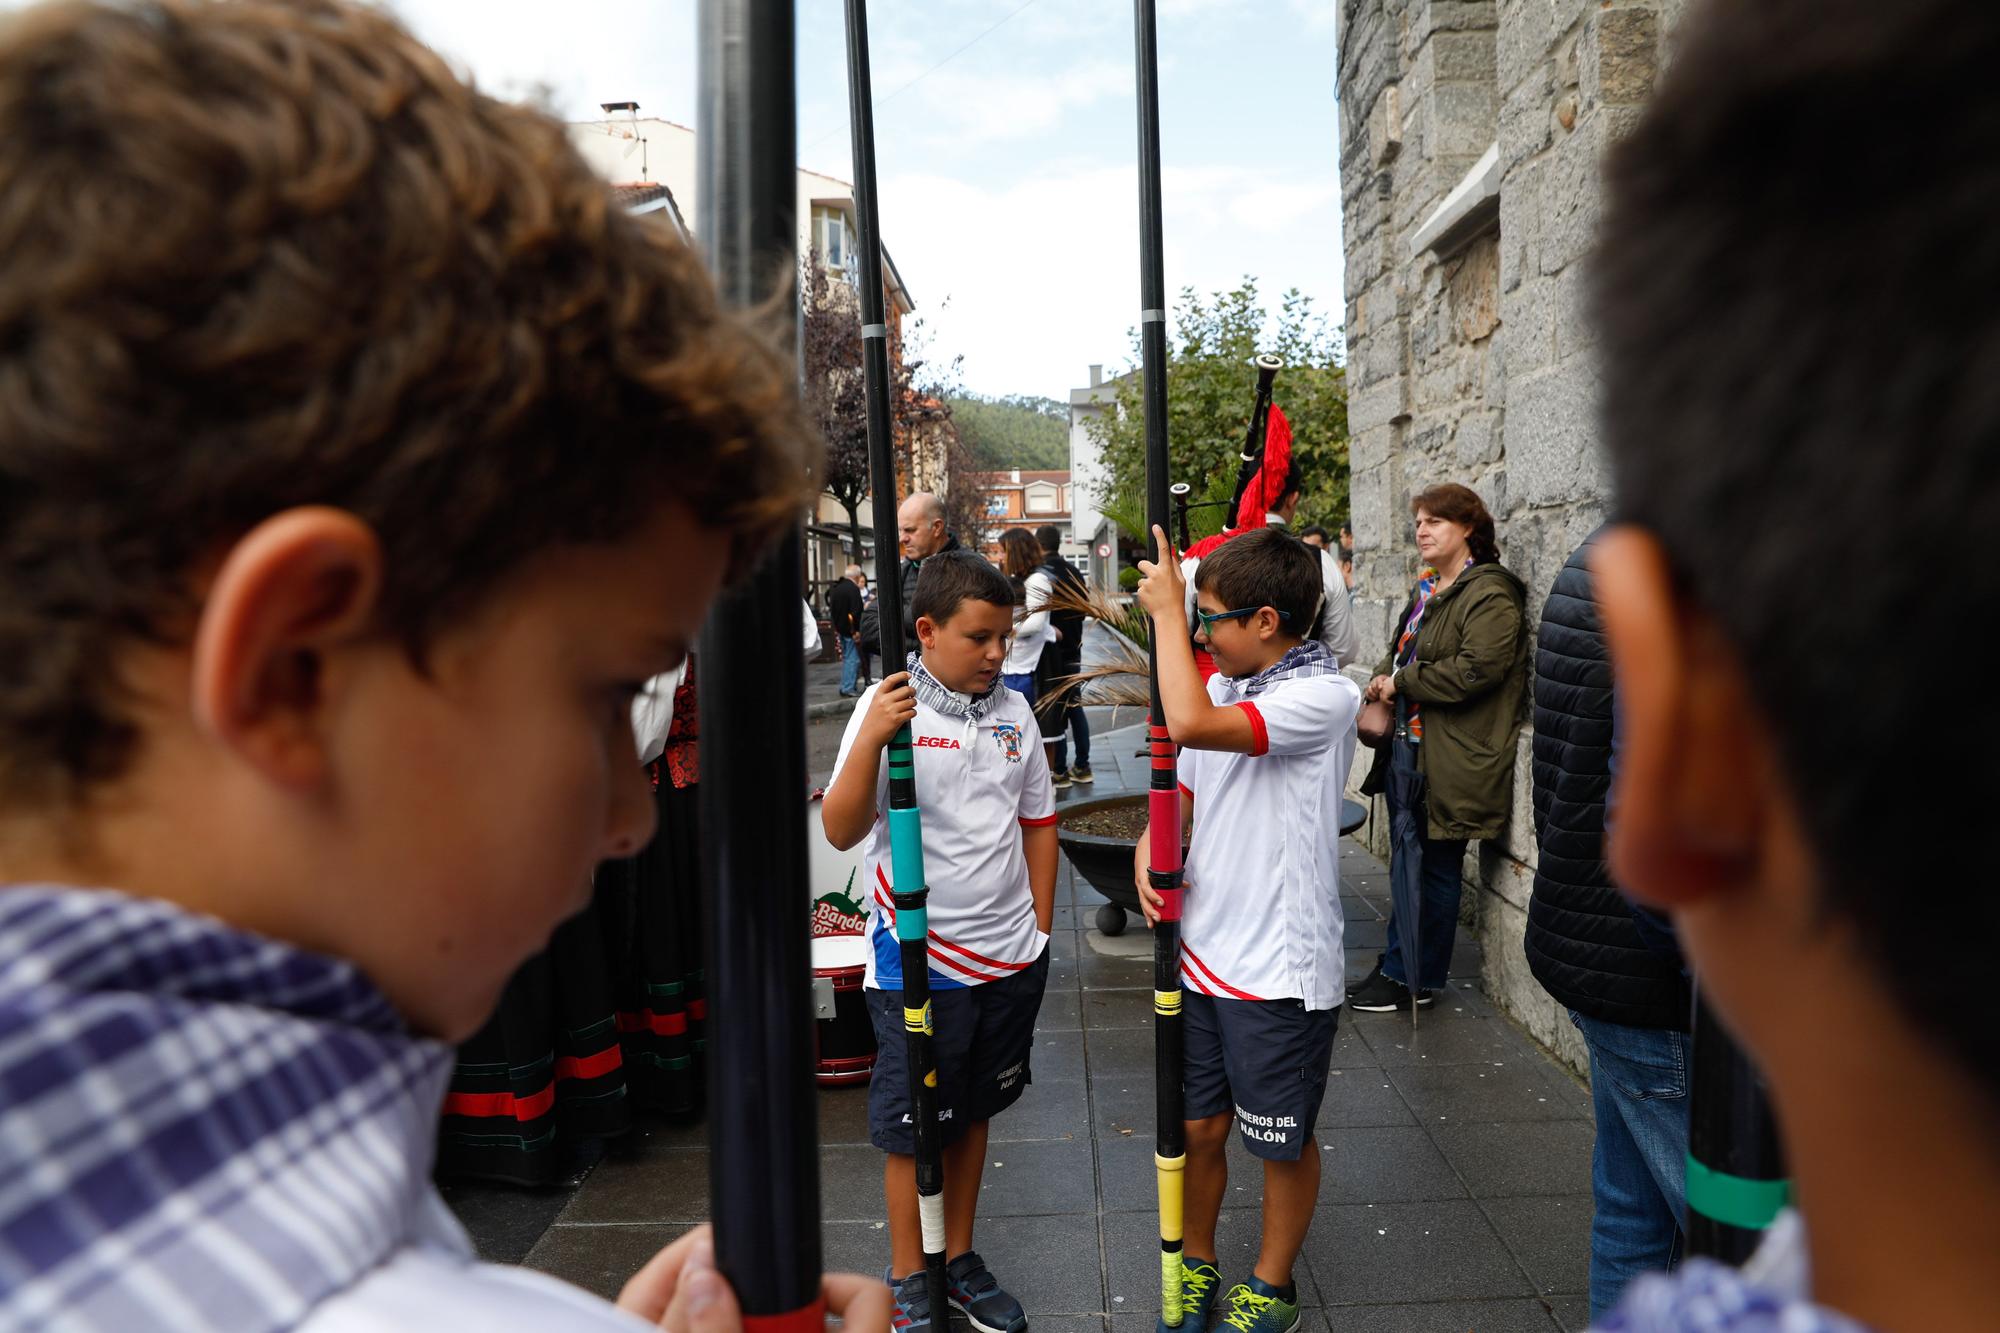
top-left (1685, 990), bottom-right (1790, 1264)
top-left (696, 2), bottom-right (823, 1327)
top-left (843, 0), bottom-right (950, 1316)
top-left (1132, 0), bottom-right (1188, 1324)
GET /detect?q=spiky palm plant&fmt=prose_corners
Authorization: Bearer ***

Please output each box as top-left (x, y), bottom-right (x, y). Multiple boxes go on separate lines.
top-left (1039, 579), bottom-right (1158, 710)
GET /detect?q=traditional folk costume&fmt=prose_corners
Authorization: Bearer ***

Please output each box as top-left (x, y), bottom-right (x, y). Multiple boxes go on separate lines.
top-left (435, 662), bottom-right (708, 1185)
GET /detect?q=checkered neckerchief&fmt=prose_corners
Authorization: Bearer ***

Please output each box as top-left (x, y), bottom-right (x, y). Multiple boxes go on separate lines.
top-left (905, 650), bottom-right (1001, 721)
top-left (1215, 638), bottom-right (1342, 700)
top-left (0, 886), bottom-right (463, 1331)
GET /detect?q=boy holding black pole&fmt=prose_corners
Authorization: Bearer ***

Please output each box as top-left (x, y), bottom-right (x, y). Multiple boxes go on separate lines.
top-left (1131, 527), bottom-right (1360, 1333)
top-left (822, 550), bottom-right (1061, 1333)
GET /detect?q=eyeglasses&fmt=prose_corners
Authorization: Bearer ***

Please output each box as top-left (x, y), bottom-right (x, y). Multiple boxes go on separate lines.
top-left (1194, 606), bottom-right (1292, 636)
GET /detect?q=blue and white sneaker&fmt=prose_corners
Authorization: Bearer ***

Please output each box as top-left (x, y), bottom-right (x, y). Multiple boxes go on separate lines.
top-left (884, 1267), bottom-right (936, 1333)
top-left (947, 1250), bottom-right (1029, 1333)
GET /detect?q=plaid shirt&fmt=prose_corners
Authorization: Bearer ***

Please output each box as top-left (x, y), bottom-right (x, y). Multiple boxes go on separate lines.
top-left (0, 886), bottom-right (464, 1331)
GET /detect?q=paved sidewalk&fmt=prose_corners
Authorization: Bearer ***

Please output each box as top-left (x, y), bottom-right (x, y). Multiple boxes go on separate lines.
top-left (805, 635), bottom-right (865, 719)
top-left (451, 719), bottom-right (1597, 1331)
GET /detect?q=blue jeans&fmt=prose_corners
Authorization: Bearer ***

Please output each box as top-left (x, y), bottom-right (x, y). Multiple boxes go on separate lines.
top-left (839, 635), bottom-right (861, 695)
top-left (1049, 699), bottom-right (1090, 770)
top-left (1569, 1010), bottom-right (1689, 1321)
top-left (1380, 738), bottom-right (1467, 991)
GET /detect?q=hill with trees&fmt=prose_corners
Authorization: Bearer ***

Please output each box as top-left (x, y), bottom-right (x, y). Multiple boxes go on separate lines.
top-left (949, 393), bottom-right (1068, 472)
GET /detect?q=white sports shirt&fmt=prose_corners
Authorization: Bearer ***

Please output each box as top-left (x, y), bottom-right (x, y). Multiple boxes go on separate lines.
top-left (1002, 569), bottom-right (1055, 675)
top-left (1177, 669), bottom-right (1361, 1010)
top-left (829, 680), bottom-right (1057, 990)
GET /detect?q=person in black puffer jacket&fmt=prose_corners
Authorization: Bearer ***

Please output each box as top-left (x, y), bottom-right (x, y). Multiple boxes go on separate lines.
top-left (1524, 531), bottom-right (1691, 1321)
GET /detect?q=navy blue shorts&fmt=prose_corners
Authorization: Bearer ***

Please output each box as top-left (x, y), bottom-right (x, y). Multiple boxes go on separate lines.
top-left (1183, 991), bottom-right (1340, 1161)
top-left (865, 948), bottom-right (1049, 1154)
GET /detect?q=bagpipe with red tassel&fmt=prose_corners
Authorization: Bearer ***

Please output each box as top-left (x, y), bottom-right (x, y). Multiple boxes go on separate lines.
top-left (1182, 376), bottom-right (1293, 564)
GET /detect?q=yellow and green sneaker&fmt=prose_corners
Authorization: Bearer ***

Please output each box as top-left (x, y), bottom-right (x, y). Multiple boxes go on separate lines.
top-left (1155, 1257), bottom-right (1222, 1333)
top-left (1217, 1276), bottom-right (1299, 1333)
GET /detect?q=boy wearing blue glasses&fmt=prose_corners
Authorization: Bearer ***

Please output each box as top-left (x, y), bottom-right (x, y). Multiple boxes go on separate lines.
top-left (1130, 526), bottom-right (1361, 1333)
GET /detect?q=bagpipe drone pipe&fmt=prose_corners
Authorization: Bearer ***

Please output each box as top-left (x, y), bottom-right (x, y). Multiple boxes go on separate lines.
top-left (1226, 355), bottom-right (1287, 529)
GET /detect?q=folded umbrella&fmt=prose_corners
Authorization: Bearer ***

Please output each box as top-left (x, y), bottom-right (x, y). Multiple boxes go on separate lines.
top-left (1385, 738), bottom-right (1427, 1030)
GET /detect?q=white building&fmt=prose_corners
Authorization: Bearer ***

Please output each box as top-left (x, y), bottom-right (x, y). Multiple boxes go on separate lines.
top-left (570, 107), bottom-right (920, 614)
top-left (1067, 363), bottom-right (1125, 590)
top-left (567, 110), bottom-right (914, 317)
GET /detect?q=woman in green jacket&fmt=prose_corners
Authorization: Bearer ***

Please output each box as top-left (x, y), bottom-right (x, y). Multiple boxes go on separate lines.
top-left (1348, 483), bottom-right (1528, 1012)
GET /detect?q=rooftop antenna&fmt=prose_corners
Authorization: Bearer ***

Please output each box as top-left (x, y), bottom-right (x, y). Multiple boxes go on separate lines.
top-left (600, 100), bottom-right (648, 180)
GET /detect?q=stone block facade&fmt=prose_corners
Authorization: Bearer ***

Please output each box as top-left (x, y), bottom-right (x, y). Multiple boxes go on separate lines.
top-left (1336, 0), bottom-right (1686, 1073)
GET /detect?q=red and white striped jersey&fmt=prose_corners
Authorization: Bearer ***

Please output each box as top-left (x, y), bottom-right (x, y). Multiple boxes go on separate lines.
top-left (1177, 670), bottom-right (1360, 1011)
top-left (829, 680), bottom-right (1056, 990)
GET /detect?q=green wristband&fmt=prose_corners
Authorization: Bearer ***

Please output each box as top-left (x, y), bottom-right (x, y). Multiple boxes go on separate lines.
top-left (1684, 1153), bottom-right (1790, 1231)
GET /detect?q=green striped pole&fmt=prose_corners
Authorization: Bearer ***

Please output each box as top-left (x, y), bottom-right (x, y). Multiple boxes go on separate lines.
top-left (1685, 990), bottom-right (1790, 1263)
top-left (846, 0), bottom-right (949, 1314)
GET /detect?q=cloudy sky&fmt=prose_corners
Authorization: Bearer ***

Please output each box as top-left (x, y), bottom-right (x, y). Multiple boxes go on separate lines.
top-left (390, 0), bottom-right (1346, 399)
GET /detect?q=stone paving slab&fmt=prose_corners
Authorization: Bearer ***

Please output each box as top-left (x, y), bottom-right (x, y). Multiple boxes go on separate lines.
top-left (438, 1178), bottom-right (573, 1265)
top-left (528, 1221), bottom-right (691, 1301)
top-left (1305, 1199), bottom-right (1534, 1304)
top-left (470, 717), bottom-right (1599, 1331)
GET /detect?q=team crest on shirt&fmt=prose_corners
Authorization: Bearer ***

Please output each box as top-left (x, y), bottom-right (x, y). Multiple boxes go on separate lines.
top-left (990, 721), bottom-right (1024, 763)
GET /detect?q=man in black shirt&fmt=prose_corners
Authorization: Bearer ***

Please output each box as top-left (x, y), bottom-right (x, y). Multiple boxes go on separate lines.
top-left (828, 564), bottom-right (866, 697)
top-left (896, 493), bottom-right (960, 655)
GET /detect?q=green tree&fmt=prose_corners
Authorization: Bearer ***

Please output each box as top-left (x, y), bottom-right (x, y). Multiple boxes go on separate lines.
top-left (1089, 279), bottom-right (1348, 552)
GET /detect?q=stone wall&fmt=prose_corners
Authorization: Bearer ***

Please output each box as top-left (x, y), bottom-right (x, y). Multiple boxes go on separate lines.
top-left (1336, 0), bottom-right (1686, 1072)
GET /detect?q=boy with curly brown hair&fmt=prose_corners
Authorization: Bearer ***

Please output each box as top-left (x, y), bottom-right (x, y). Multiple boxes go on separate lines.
top-left (0, 1), bottom-right (878, 1328)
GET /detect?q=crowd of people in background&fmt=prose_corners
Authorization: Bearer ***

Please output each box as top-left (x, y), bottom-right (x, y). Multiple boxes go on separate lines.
top-left (735, 444), bottom-right (1767, 1328)
top-left (819, 500), bottom-right (1097, 786)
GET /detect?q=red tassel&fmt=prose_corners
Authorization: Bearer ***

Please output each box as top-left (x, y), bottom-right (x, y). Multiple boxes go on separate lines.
top-left (1234, 403), bottom-right (1293, 530)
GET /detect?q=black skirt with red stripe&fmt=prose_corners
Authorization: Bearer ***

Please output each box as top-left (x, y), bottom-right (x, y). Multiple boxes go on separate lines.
top-left (436, 771), bottom-right (708, 1185)
top-left (601, 771), bottom-right (707, 1117)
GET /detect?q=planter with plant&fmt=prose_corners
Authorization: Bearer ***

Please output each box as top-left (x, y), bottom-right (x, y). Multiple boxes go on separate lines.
top-left (1057, 794), bottom-right (1189, 936)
